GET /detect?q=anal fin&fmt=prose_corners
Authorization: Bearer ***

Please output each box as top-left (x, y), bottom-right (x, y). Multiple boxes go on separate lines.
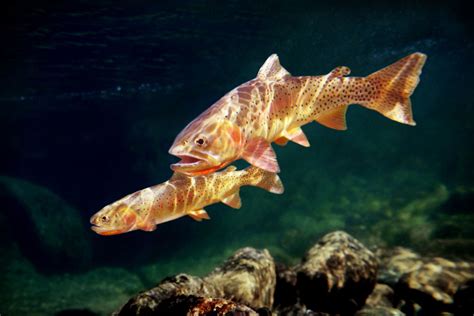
top-left (188, 209), bottom-right (210, 222)
top-left (315, 105), bottom-right (348, 130)
top-left (221, 191), bottom-right (242, 209)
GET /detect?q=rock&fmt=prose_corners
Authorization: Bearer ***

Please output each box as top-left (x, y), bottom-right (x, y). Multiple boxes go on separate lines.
top-left (152, 295), bottom-right (258, 316)
top-left (0, 176), bottom-right (91, 271)
top-left (295, 231), bottom-right (378, 314)
top-left (396, 256), bottom-right (474, 313)
top-left (365, 283), bottom-right (395, 308)
top-left (115, 247), bottom-right (275, 315)
top-left (276, 303), bottom-right (332, 316)
top-left (115, 274), bottom-right (219, 315)
top-left (205, 247), bottom-right (276, 309)
top-left (355, 284), bottom-right (403, 316)
top-left (453, 279), bottom-right (474, 315)
top-left (355, 306), bottom-right (405, 316)
top-left (274, 262), bottom-right (298, 309)
top-left (376, 247), bottom-right (423, 286)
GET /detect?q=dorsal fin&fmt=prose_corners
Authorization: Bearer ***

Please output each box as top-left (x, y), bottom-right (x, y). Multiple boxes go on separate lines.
top-left (315, 105), bottom-right (349, 130)
top-left (257, 54), bottom-right (291, 80)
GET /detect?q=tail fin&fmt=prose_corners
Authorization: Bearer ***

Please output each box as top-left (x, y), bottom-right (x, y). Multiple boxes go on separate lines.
top-left (364, 52), bottom-right (427, 126)
top-left (245, 166), bottom-right (284, 194)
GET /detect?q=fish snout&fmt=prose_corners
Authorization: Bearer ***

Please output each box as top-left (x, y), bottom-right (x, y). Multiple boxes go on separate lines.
top-left (90, 214), bottom-right (99, 225)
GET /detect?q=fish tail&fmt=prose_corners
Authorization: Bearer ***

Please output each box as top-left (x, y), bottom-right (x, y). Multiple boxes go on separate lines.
top-left (362, 52), bottom-right (427, 126)
top-left (244, 166), bottom-right (284, 194)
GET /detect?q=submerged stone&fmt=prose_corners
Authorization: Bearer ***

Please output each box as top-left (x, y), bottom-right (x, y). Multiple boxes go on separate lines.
top-left (205, 247), bottom-right (276, 309)
top-left (295, 231), bottom-right (378, 314)
top-left (274, 262), bottom-right (298, 309)
top-left (396, 256), bottom-right (474, 313)
top-left (355, 306), bottom-right (405, 316)
top-left (364, 283), bottom-right (395, 308)
top-left (152, 295), bottom-right (258, 315)
top-left (115, 274), bottom-right (219, 315)
top-left (376, 247), bottom-right (423, 286)
top-left (0, 176), bottom-right (91, 271)
top-left (115, 247), bottom-right (275, 315)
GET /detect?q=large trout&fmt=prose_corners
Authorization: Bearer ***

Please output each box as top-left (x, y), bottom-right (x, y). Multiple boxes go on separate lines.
top-left (169, 53), bottom-right (427, 175)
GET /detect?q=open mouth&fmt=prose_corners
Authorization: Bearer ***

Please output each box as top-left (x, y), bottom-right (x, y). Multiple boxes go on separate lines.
top-left (90, 225), bottom-right (125, 236)
top-left (175, 155), bottom-right (203, 165)
top-left (171, 155), bottom-right (205, 171)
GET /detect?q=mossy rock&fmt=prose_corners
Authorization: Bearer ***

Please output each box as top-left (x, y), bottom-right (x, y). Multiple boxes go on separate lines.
top-left (0, 176), bottom-right (91, 271)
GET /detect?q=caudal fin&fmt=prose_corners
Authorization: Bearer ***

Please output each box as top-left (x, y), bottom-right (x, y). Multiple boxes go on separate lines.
top-left (245, 166), bottom-right (284, 194)
top-left (364, 52), bottom-right (427, 126)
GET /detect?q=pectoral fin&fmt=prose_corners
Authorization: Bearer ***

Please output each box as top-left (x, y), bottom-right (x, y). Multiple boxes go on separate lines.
top-left (242, 137), bottom-right (280, 173)
top-left (221, 192), bottom-right (242, 209)
top-left (188, 209), bottom-right (210, 222)
top-left (315, 106), bottom-right (348, 130)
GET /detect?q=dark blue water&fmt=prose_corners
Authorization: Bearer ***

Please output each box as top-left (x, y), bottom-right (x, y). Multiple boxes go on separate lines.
top-left (1, 1), bottom-right (473, 315)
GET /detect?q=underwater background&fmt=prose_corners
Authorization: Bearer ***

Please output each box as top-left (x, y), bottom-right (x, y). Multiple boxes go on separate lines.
top-left (1, 1), bottom-right (473, 315)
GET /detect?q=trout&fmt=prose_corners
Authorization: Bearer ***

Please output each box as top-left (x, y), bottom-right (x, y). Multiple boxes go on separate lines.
top-left (90, 165), bottom-right (283, 235)
top-left (169, 53), bottom-right (427, 175)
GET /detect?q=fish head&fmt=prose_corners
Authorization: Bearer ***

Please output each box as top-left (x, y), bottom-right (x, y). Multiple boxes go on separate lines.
top-left (169, 118), bottom-right (244, 176)
top-left (90, 197), bottom-right (140, 236)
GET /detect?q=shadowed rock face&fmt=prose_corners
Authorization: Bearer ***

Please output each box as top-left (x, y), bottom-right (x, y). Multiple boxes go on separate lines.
top-left (274, 262), bottom-right (298, 309)
top-left (115, 247), bottom-right (275, 315)
top-left (295, 231), bottom-right (378, 314)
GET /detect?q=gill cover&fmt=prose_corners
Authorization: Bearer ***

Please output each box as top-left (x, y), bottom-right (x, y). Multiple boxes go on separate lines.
top-left (169, 119), bottom-right (244, 175)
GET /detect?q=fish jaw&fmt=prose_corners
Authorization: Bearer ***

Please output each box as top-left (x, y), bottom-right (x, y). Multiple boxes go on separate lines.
top-left (170, 158), bottom-right (231, 176)
top-left (169, 146), bottom-right (227, 176)
top-left (90, 225), bottom-right (129, 236)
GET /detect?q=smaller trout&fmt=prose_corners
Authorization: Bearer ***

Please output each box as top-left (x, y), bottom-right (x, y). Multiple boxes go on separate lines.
top-left (90, 166), bottom-right (283, 236)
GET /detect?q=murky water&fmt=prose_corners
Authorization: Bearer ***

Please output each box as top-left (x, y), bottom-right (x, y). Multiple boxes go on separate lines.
top-left (1, 1), bottom-right (473, 315)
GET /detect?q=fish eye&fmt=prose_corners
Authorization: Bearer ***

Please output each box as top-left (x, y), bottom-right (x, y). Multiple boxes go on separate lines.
top-left (194, 137), bottom-right (207, 146)
top-left (101, 215), bottom-right (109, 223)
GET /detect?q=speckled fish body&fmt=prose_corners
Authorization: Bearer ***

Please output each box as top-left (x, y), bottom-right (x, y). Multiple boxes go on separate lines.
top-left (90, 165), bottom-right (283, 235)
top-left (169, 53), bottom-right (427, 175)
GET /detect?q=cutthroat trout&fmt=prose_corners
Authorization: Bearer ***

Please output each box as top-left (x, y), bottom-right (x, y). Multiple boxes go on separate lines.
top-left (90, 166), bottom-right (283, 236)
top-left (169, 53), bottom-right (427, 175)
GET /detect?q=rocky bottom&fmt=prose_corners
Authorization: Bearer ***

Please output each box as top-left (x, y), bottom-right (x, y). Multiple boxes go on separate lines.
top-left (113, 231), bottom-right (474, 315)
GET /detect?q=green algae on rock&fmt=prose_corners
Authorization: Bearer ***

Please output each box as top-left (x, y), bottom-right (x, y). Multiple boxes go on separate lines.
top-left (0, 176), bottom-right (91, 271)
